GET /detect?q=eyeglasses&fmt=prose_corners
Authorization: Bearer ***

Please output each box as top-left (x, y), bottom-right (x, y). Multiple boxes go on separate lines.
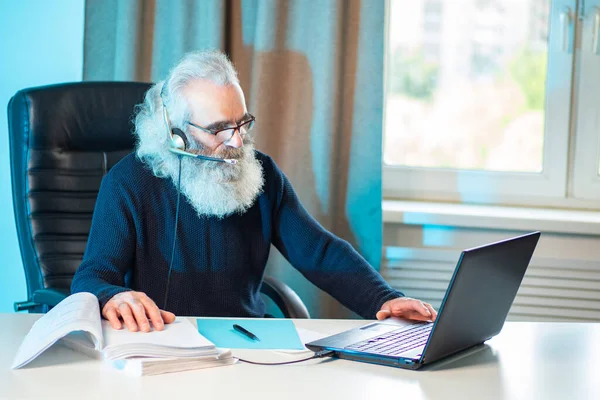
top-left (186, 114), bottom-right (256, 144)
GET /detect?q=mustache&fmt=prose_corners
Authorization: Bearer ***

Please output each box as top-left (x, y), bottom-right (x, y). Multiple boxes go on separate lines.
top-left (187, 134), bottom-right (254, 160)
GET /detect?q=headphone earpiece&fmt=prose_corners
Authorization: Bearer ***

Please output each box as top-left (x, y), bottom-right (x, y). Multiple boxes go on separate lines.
top-left (171, 128), bottom-right (190, 150)
top-left (162, 102), bottom-right (190, 151)
top-left (160, 91), bottom-right (236, 165)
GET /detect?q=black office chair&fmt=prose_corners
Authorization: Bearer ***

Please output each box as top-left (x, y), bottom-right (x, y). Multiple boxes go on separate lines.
top-left (7, 82), bottom-right (310, 319)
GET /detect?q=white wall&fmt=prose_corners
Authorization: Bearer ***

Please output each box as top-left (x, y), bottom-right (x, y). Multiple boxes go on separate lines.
top-left (0, 0), bottom-right (84, 312)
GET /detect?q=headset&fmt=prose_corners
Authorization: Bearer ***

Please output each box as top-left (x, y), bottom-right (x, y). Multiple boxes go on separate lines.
top-left (160, 94), bottom-right (237, 164)
top-left (160, 82), bottom-right (237, 310)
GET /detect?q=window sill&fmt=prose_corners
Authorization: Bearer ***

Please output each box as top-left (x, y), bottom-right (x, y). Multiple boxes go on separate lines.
top-left (382, 200), bottom-right (600, 235)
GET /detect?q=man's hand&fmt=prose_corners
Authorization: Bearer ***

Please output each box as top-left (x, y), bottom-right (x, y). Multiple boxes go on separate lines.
top-left (376, 297), bottom-right (438, 322)
top-left (102, 291), bottom-right (176, 332)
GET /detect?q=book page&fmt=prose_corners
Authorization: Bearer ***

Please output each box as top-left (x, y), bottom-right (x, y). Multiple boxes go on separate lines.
top-left (60, 331), bottom-right (104, 360)
top-left (11, 292), bottom-right (103, 369)
top-left (102, 318), bottom-right (213, 350)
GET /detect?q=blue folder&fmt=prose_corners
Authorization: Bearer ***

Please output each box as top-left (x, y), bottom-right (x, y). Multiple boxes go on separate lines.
top-left (196, 318), bottom-right (305, 350)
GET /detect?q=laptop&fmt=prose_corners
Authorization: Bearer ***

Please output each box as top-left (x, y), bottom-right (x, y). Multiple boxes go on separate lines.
top-left (306, 231), bottom-right (541, 370)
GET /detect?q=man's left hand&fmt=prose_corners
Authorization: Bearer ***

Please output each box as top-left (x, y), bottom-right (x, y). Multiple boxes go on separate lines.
top-left (376, 297), bottom-right (438, 321)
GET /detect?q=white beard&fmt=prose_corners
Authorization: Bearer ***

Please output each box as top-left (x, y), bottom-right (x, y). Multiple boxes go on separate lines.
top-left (135, 130), bottom-right (264, 218)
top-left (173, 142), bottom-right (264, 218)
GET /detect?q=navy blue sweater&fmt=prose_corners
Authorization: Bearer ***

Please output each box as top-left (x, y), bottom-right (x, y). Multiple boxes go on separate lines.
top-left (71, 152), bottom-right (403, 318)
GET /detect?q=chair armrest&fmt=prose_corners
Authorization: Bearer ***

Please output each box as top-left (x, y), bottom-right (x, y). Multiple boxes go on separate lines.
top-left (260, 276), bottom-right (310, 319)
top-left (32, 288), bottom-right (70, 307)
top-left (13, 300), bottom-right (41, 312)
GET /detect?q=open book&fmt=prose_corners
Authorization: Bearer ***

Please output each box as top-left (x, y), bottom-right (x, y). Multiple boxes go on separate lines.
top-left (11, 292), bottom-right (235, 375)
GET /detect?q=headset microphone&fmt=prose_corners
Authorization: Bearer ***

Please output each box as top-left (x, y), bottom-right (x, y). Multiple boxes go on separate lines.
top-left (168, 129), bottom-right (237, 164)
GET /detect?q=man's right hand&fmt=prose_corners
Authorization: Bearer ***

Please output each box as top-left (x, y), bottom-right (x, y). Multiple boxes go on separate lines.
top-left (102, 291), bottom-right (176, 332)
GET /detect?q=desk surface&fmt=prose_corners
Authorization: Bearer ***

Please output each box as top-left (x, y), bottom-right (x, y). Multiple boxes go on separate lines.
top-left (1, 314), bottom-right (598, 400)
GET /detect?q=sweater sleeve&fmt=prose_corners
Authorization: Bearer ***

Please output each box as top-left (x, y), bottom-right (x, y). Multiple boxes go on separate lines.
top-left (269, 163), bottom-right (404, 319)
top-left (71, 172), bottom-right (135, 309)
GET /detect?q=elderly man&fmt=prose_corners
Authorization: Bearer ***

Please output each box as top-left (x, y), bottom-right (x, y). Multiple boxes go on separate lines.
top-left (71, 50), bottom-right (437, 332)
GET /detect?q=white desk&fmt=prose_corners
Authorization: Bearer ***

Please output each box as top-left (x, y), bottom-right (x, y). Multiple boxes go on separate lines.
top-left (1, 314), bottom-right (598, 400)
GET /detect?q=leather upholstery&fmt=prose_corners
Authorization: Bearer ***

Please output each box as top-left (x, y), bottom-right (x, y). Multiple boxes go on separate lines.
top-left (7, 82), bottom-right (309, 318)
top-left (8, 82), bottom-right (151, 300)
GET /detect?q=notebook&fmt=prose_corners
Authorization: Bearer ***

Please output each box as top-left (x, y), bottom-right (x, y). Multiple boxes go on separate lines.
top-left (196, 318), bottom-right (305, 350)
top-left (11, 292), bottom-right (220, 370)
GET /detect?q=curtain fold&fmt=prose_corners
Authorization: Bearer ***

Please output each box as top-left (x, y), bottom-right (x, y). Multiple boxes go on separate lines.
top-left (83, 0), bottom-right (384, 318)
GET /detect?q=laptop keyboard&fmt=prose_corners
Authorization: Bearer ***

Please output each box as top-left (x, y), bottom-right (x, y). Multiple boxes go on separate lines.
top-left (345, 323), bottom-right (433, 356)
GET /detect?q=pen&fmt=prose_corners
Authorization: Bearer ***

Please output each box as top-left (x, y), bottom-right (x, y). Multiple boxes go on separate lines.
top-left (233, 324), bottom-right (260, 341)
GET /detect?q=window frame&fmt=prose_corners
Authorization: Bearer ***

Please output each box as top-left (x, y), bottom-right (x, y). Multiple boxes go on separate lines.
top-left (572, 0), bottom-right (600, 200)
top-left (382, 0), bottom-right (600, 209)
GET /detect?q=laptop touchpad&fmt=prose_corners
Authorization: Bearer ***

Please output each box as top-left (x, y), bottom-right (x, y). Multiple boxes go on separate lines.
top-left (359, 322), bottom-right (399, 332)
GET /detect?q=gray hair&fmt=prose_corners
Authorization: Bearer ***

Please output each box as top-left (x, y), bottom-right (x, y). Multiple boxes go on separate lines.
top-left (133, 50), bottom-right (240, 177)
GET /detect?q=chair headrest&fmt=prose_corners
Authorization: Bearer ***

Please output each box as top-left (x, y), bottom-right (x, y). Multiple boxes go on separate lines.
top-left (8, 81), bottom-right (152, 151)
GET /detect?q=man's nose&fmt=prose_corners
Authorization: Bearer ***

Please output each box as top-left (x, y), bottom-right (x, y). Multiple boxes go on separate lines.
top-left (224, 130), bottom-right (243, 149)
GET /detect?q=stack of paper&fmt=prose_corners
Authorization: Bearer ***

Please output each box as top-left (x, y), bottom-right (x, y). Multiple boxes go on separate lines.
top-left (11, 292), bottom-right (236, 376)
top-left (100, 319), bottom-right (217, 359)
top-left (59, 318), bottom-right (219, 357)
top-left (60, 319), bottom-right (237, 376)
top-left (111, 349), bottom-right (237, 376)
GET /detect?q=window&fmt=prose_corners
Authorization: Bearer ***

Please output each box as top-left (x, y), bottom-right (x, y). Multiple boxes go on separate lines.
top-left (384, 0), bottom-right (600, 208)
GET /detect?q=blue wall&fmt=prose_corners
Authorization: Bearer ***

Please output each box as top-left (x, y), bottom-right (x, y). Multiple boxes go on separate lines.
top-left (0, 0), bottom-right (84, 312)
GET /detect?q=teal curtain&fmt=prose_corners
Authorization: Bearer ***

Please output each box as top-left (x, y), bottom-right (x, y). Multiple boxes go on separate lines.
top-left (84, 0), bottom-right (384, 318)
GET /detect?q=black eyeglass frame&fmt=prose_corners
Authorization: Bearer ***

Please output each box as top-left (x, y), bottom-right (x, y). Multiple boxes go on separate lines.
top-left (186, 114), bottom-right (256, 139)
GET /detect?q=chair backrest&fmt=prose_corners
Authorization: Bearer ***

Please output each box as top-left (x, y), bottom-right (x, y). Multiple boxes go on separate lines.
top-left (8, 82), bottom-right (151, 302)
